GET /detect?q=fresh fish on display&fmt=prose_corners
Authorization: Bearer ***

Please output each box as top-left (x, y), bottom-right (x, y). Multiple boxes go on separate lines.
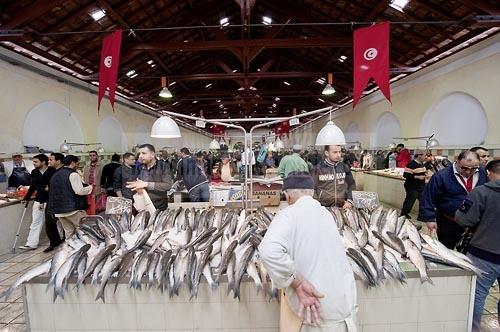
top-left (0, 205), bottom-right (483, 303)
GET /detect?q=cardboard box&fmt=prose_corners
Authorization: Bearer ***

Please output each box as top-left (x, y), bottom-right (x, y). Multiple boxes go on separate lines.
top-left (252, 182), bottom-right (282, 206)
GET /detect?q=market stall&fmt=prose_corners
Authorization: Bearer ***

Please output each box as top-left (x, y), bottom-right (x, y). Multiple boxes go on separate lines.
top-left (0, 198), bottom-right (38, 256)
top-left (22, 260), bottom-right (474, 331)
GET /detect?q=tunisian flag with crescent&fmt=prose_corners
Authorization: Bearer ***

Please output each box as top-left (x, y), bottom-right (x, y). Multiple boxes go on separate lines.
top-left (352, 22), bottom-right (390, 108)
top-left (98, 29), bottom-right (123, 112)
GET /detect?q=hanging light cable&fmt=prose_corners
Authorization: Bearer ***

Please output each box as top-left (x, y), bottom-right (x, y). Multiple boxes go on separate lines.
top-left (322, 73), bottom-right (336, 95)
top-left (159, 76), bottom-right (173, 98)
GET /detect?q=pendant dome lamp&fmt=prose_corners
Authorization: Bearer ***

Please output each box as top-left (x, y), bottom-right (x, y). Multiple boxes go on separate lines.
top-left (159, 77), bottom-right (173, 98)
top-left (315, 111), bottom-right (346, 146)
top-left (150, 112), bottom-right (181, 138)
top-left (322, 73), bottom-right (336, 95)
top-left (209, 138), bottom-right (221, 150)
top-left (275, 137), bottom-right (285, 150)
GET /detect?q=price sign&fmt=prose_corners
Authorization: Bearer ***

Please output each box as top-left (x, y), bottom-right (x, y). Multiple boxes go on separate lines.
top-left (289, 117), bottom-right (300, 126)
top-left (195, 120), bottom-right (206, 128)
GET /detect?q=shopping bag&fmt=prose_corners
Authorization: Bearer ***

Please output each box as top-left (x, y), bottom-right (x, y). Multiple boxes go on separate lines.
top-left (95, 194), bottom-right (107, 213)
top-left (86, 194), bottom-right (96, 215)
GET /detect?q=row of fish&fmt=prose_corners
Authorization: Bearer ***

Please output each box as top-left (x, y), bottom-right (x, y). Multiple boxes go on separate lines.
top-left (328, 205), bottom-right (482, 287)
top-left (1, 204), bottom-right (482, 303)
top-left (1, 207), bottom-right (279, 303)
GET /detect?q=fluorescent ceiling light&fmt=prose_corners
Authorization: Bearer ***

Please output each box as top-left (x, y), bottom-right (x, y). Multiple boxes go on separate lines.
top-left (216, 99), bottom-right (221, 103)
top-left (205, 83), bottom-right (213, 88)
top-left (262, 16), bottom-right (272, 25)
top-left (338, 55), bottom-right (347, 62)
top-left (126, 70), bottom-right (136, 77)
top-left (220, 17), bottom-right (229, 26)
top-left (274, 97), bottom-right (280, 101)
top-left (257, 68), bottom-right (261, 72)
top-left (318, 98), bottom-right (325, 103)
top-left (172, 101), bottom-right (179, 106)
top-left (192, 100), bottom-right (198, 104)
top-left (169, 81), bottom-right (176, 86)
top-left (390, 0), bottom-right (410, 12)
top-left (315, 77), bottom-right (325, 84)
top-left (272, 103), bottom-right (277, 108)
top-left (322, 84), bottom-right (336, 95)
top-left (232, 69), bottom-right (237, 72)
top-left (250, 86), bottom-right (257, 90)
top-left (147, 60), bottom-right (154, 65)
top-left (90, 9), bottom-right (106, 21)
top-left (283, 81), bottom-right (291, 86)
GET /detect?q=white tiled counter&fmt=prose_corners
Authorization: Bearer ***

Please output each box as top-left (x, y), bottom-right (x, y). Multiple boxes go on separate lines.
top-left (24, 280), bottom-right (280, 332)
top-left (24, 263), bottom-right (474, 332)
top-left (0, 200), bottom-right (41, 255)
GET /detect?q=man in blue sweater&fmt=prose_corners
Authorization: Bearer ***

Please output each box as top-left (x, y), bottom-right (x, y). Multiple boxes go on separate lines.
top-left (455, 159), bottom-right (500, 331)
top-left (420, 151), bottom-right (487, 249)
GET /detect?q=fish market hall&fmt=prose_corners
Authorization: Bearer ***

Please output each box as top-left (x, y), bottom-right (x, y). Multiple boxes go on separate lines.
top-left (0, 1), bottom-right (499, 331)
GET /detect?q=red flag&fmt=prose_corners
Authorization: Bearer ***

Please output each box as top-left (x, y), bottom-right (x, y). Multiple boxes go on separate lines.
top-left (353, 22), bottom-right (390, 108)
top-left (274, 121), bottom-right (290, 135)
top-left (98, 29), bottom-right (123, 112)
top-left (212, 124), bottom-right (225, 136)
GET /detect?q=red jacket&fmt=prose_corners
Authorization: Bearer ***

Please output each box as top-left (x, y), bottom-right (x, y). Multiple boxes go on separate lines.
top-left (396, 149), bottom-right (411, 168)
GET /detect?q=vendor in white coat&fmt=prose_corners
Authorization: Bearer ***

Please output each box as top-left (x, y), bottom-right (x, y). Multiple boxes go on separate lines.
top-left (2, 152), bottom-right (34, 188)
top-left (258, 171), bottom-right (358, 332)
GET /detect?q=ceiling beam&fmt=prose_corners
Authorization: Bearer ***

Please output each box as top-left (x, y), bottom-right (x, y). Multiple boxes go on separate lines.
top-left (127, 37), bottom-right (352, 52)
top-left (458, 0), bottom-right (500, 15)
top-left (1, 0), bottom-right (66, 30)
top-left (163, 72), bottom-right (323, 81)
top-left (363, 1), bottom-right (389, 21)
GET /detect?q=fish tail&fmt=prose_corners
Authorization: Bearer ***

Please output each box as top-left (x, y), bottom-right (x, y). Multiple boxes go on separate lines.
top-left (95, 289), bottom-right (106, 303)
top-left (421, 275), bottom-right (434, 285)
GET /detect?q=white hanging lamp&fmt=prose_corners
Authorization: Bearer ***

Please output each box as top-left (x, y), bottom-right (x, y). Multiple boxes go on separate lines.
top-left (427, 137), bottom-right (440, 148)
top-left (150, 113), bottom-right (181, 138)
top-left (315, 111), bottom-right (346, 146)
top-left (159, 77), bottom-right (173, 98)
top-left (209, 138), bottom-right (220, 150)
top-left (275, 137), bottom-right (284, 150)
top-left (322, 73), bottom-right (336, 95)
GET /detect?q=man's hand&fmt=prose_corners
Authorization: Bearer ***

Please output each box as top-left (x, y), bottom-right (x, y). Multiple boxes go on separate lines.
top-left (342, 201), bottom-right (353, 210)
top-left (126, 180), bottom-right (148, 192)
top-left (426, 221), bottom-right (438, 231)
top-left (292, 276), bottom-right (324, 326)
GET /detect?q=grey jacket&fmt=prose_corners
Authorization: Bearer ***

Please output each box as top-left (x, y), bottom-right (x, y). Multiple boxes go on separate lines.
top-left (455, 180), bottom-right (500, 260)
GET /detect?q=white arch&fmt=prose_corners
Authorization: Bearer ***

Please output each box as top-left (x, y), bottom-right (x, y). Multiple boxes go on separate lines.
top-left (22, 101), bottom-right (84, 151)
top-left (420, 92), bottom-right (487, 146)
top-left (371, 112), bottom-right (401, 148)
top-left (345, 122), bottom-right (361, 143)
top-left (96, 116), bottom-right (128, 153)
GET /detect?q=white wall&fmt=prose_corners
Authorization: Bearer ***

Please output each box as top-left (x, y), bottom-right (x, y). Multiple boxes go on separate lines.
top-left (0, 56), bottom-right (211, 154)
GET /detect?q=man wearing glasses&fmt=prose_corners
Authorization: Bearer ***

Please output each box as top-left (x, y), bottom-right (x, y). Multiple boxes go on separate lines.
top-left (421, 151), bottom-right (487, 249)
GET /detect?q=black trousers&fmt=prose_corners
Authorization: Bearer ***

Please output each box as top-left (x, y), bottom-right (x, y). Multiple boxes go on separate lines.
top-left (400, 188), bottom-right (423, 217)
top-left (436, 215), bottom-right (464, 250)
top-left (45, 210), bottom-right (63, 247)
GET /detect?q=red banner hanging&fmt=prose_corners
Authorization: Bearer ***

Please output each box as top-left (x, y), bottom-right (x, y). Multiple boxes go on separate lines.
top-left (275, 120), bottom-right (290, 135)
top-left (212, 124), bottom-right (225, 136)
top-left (352, 22), bottom-right (391, 108)
top-left (98, 29), bottom-right (123, 112)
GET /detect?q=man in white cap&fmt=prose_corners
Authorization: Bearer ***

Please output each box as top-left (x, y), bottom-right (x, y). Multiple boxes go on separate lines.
top-left (278, 144), bottom-right (309, 178)
top-left (2, 152), bottom-right (33, 188)
top-left (259, 171), bottom-right (358, 331)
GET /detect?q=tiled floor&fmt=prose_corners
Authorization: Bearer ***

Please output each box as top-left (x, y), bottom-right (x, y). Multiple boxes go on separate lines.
top-left (0, 242), bottom-right (499, 332)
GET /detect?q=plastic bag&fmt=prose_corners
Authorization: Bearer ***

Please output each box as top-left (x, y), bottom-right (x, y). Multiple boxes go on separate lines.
top-left (95, 194), bottom-right (107, 213)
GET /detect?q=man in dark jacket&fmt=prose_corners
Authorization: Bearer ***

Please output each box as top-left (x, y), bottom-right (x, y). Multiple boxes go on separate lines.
top-left (126, 144), bottom-right (173, 211)
top-left (100, 153), bottom-right (121, 197)
top-left (19, 154), bottom-right (56, 250)
top-left (455, 159), bottom-right (500, 332)
top-left (400, 150), bottom-right (426, 219)
top-left (114, 152), bottom-right (137, 200)
top-left (176, 147), bottom-right (209, 202)
top-left (313, 145), bottom-right (356, 209)
top-left (43, 152), bottom-right (65, 252)
top-left (421, 151), bottom-right (487, 249)
top-left (48, 155), bottom-right (93, 238)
